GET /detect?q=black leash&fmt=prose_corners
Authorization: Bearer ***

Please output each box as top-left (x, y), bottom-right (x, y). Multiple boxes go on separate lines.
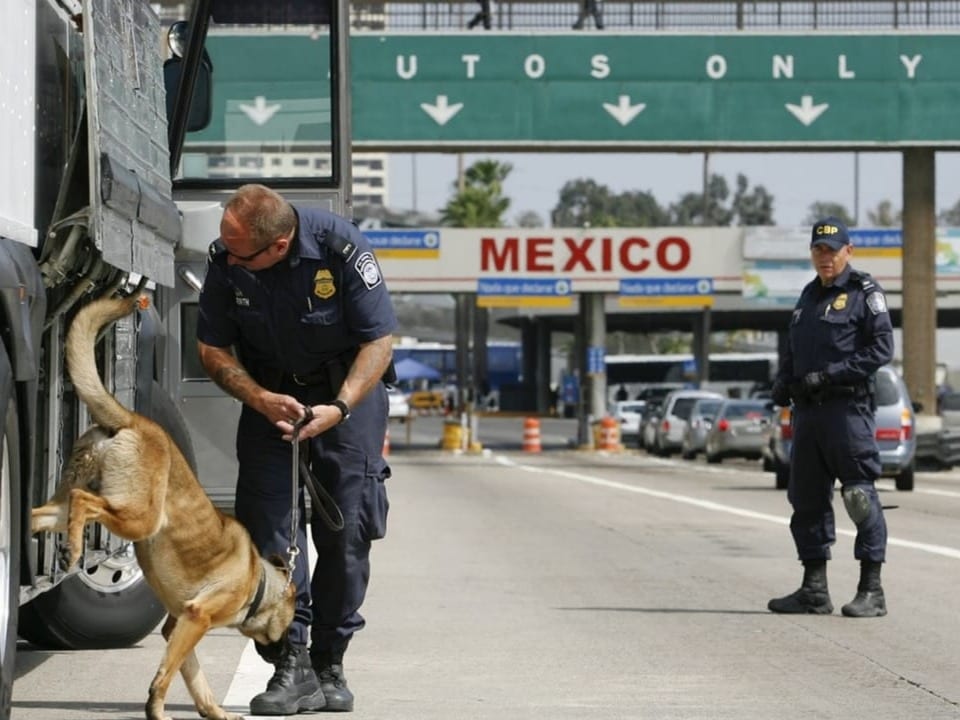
top-left (291, 406), bottom-right (345, 535)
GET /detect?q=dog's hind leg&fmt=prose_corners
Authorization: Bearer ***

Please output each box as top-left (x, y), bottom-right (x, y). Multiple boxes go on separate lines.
top-left (151, 612), bottom-right (241, 720)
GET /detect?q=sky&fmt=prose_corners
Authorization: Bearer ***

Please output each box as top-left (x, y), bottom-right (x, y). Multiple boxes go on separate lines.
top-left (387, 151), bottom-right (960, 228)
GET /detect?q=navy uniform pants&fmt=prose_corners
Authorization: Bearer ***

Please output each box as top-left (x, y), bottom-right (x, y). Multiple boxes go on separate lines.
top-left (234, 378), bottom-right (390, 660)
top-left (787, 395), bottom-right (887, 563)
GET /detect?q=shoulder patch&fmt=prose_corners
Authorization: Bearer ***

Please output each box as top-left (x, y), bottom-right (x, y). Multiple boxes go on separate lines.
top-left (321, 232), bottom-right (358, 263)
top-left (355, 251), bottom-right (382, 290)
top-left (866, 291), bottom-right (887, 315)
top-left (851, 270), bottom-right (875, 291)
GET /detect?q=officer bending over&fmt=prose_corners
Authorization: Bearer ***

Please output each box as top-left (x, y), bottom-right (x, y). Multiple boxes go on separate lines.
top-left (768, 216), bottom-right (893, 618)
top-left (197, 184), bottom-right (398, 713)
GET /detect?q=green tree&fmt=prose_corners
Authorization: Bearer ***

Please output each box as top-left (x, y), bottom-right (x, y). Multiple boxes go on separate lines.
top-left (551, 179), bottom-right (669, 227)
top-left (669, 174), bottom-right (733, 226)
top-left (866, 200), bottom-right (900, 227)
top-left (939, 198), bottom-right (960, 226)
top-left (514, 210), bottom-right (543, 227)
top-left (804, 202), bottom-right (855, 226)
top-left (731, 173), bottom-right (775, 226)
top-left (441, 159), bottom-right (512, 227)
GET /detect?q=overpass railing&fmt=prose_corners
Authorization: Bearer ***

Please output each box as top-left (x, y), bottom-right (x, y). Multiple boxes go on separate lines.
top-left (349, 1), bottom-right (960, 31)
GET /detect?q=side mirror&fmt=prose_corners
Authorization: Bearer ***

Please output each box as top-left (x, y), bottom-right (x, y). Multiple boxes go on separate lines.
top-left (163, 22), bottom-right (213, 133)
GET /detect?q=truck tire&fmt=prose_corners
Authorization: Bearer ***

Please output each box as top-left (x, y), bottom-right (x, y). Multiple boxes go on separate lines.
top-left (18, 383), bottom-right (195, 650)
top-left (1, 359), bottom-right (21, 720)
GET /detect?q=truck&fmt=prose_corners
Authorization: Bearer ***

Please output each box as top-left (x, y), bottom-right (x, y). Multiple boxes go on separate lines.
top-left (0, 0), bottom-right (349, 715)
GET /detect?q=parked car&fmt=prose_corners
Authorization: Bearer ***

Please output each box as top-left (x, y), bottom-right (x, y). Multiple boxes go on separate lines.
top-left (388, 386), bottom-right (411, 421)
top-left (703, 399), bottom-right (774, 464)
top-left (650, 389), bottom-right (725, 456)
top-left (611, 400), bottom-right (646, 442)
top-left (766, 365), bottom-right (918, 491)
top-left (680, 397), bottom-right (725, 459)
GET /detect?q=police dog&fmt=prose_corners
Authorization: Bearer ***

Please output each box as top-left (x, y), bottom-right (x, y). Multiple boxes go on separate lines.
top-left (31, 294), bottom-right (295, 720)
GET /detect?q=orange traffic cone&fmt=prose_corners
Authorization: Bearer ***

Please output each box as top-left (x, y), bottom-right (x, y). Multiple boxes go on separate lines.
top-left (522, 417), bottom-right (541, 453)
top-left (599, 416), bottom-right (620, 450)
top-left (382, 427), bottom-right (391, 456)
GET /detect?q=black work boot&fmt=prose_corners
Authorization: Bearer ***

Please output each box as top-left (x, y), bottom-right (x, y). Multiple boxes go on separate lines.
top-left (768, 559), bottom-right (834, 614)
top-left (249, 644), bottom-right (326, 716)
top-left (312, 650), bottom-right (355, 712)
top-left (841, 560), bottom-right (887, 617)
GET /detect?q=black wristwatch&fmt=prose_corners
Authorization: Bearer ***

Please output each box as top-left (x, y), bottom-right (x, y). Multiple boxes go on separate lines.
top-left (328, 399), bottom-right (350, 424)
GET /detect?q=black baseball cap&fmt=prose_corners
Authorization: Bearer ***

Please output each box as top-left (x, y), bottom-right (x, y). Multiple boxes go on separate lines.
top-left (810, 217), bottom-right (850, 250)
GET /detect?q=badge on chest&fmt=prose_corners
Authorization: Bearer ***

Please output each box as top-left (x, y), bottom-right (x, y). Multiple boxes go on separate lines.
top-left (313, 269), bottom-right (336, 300)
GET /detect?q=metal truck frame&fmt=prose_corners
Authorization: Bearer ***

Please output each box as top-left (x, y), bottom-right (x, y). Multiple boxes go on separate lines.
top-left (0, 1), bottom-right (348, 716)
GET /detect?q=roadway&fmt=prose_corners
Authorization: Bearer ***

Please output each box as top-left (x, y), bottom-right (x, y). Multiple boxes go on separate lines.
top-left (12, 417), bottom-right (960, 719)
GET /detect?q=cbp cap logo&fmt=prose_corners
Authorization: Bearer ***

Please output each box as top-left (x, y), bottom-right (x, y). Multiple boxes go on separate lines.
top-left (313, 269), bottom-right (336, 299)
top-left (810, 216), bottom-right (851, 251)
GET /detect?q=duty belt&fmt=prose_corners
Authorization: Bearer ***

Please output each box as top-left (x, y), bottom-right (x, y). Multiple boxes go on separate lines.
top-left (790, 382), bottom-right (870, 406)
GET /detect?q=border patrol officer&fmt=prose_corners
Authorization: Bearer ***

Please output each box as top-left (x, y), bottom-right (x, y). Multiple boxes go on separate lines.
top-left (768, 216), bottom-right (894, 618)
top-left (197, 184), bottom-right (397, 714)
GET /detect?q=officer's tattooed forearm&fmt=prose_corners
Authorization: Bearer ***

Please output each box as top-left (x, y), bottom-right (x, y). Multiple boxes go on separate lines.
top-left (340, 336), bottom-right (394, 404)
top-left (212, 365), bottom-right (260, 403)
top-left (198, 343), bottom-right (262, 406)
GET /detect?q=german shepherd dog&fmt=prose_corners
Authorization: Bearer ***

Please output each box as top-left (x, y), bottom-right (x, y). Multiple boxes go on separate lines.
top-left (31, 294), bottom-right (295, 720)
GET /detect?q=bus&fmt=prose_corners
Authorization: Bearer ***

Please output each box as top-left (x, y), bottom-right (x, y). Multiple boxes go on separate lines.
top-left (605, 352), bottom-right (779, 399)
top-left (1, 0), bottom-right (349, 709)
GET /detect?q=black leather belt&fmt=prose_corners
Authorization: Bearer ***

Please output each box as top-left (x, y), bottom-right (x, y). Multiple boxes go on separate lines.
top-left (290, 370), bottom-right (328, 386)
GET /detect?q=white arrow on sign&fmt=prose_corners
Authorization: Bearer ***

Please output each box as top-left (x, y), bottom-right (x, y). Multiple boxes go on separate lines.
top-left (603, 95), bottom-right (646, 126)
top-left (420, 95), bottom-right (463, 126)
top-left (239, 96), bottom-right (282, 125)
top-left (785, 95), bottom-right (829, 126)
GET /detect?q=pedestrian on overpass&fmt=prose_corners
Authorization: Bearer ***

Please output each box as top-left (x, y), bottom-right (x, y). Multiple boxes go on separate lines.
top-left (197, 183), bottom-right (398, 713)
top-left (467, 0), bottom-right (492, 29)
top-left (768, 216), bottom-right (893, 618)
top-left (572, 0), bottom-right (604, 29)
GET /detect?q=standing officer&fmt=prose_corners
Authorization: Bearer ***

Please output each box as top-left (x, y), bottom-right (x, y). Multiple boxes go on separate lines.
top-left (768, 216), bottom-right (893, 618)
top-left (197, 184), bottom-right (397, 714)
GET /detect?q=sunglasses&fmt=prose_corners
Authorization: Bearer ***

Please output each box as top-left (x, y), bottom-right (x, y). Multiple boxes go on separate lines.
top-left (225, 241), bottom-right (275, 262)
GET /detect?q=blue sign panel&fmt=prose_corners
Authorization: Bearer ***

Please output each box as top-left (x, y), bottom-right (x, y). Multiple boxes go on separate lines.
top-left (587, 345), bottom-right (606, 375)
top-left (364, 229), bottom-right (441, 258)
top-left (619, 277), bottom-right (714, 307)
top-left (476, 278), bottom-right (573, 307)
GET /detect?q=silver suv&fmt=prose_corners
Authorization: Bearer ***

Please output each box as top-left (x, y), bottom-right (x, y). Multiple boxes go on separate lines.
top-left (650, 389), bottom-right (725, 457)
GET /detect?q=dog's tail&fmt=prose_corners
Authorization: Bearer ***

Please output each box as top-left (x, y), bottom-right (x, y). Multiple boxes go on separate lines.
top-left (66, 294), bottom-right (145, 432)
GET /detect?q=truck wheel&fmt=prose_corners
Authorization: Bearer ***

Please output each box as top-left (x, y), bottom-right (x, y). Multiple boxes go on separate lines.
top-left (1, 364), bottom-right (22, 719)
top-left (18, 383), bottom-right (194, 649)
top-left (894, 462), bottom-right (915, 492)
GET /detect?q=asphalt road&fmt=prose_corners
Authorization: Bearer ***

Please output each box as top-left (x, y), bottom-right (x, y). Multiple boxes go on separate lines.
top-left (12, 424), bottom-right (960, 719)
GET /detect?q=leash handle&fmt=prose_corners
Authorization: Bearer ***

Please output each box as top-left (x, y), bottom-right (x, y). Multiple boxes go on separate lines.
top-left (292, 404), bottom-right (314, 434)
top-left (286, 405), bottom-right (313, 585)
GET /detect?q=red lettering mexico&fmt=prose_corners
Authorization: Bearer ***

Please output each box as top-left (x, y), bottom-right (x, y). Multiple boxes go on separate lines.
top-left (480, 235), bottom-right (692, 273)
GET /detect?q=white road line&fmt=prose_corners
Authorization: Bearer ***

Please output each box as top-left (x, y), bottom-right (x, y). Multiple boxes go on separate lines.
top-left (877, 478), bottom-right (960, 498)
top-left (222, 639), bottom-right (271, 718)
top-left (497, 455), bottom-right (960, 560)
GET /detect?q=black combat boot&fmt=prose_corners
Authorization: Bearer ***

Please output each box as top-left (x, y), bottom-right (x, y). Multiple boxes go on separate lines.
top-left (841, 560), bottom-right (887, 617)
top-left (313, 649), bottom-right (355, 712)
top-left (768, 559), bottom-right (834, 614)
top-left (249, 643), bottom-right (326, 716)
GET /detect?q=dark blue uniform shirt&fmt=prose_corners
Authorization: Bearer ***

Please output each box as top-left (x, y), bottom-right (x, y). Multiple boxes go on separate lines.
top-left (197, 206), bottom-right (397, 377)
top-left (777, 265), bottom-right (894, 386)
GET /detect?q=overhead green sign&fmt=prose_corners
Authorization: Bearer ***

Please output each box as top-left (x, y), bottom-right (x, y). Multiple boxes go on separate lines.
top-left (189, 33), bottom-right (960, 149)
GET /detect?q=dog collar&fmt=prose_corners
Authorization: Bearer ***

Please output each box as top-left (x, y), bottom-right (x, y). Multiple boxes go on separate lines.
top-left (244, 567), bottom-right (267, 623)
